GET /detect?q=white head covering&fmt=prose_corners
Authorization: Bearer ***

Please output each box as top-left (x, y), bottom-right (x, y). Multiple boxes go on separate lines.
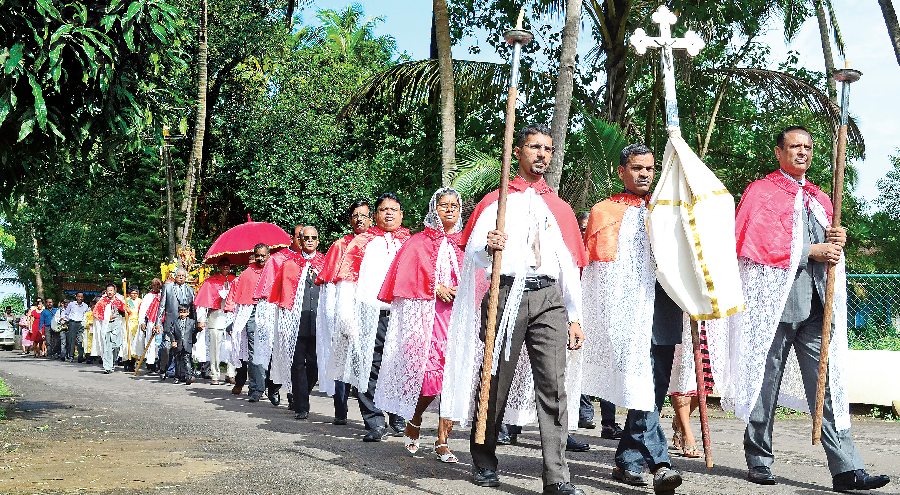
top-left (423, 187), bottom-right (462, 233)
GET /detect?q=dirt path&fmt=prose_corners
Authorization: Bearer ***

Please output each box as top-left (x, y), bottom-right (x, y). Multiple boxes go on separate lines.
top-left (0, 351), bottom-right (898, 494)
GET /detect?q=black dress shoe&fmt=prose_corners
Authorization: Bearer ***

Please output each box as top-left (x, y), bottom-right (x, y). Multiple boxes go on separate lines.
top-left (543, 482), bottom-right (585, 495)
top-left (578, 419), bottom-right (596, 429)
top-left (601, 422), bottom-right (624, 439)
top-left (333, 418), bottom-right (347, 425)
top-left (748, 465), bottom-right (777, 485)
top-left (295, 411), bottom-right (309, 420)
top-left (248, 393), bottom-right (261, 403)
top-left (472, 467), bottom-right (500, 487)
top-left (833, 469), bottom-right (890, 492)
top-left (497, 430), bottom-right (512, 445)
top-left (566, 435), bottom-right (590, 452)
top-left (269, 389), bottom-right (280, 406)
top-left (363, 426), bottom-right (386, 442)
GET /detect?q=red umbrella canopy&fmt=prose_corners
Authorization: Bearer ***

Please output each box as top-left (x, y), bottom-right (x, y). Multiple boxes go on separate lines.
top-left (203, 218), bottom-right (291, 266)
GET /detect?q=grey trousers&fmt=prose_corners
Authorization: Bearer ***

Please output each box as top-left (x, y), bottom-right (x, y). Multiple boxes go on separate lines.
top-left (101, 330), bottom-right (121, 372)
top-left (235, 309), bottom-right (265, 395)
top-left (744, 301), bottom-right (865, 476)
top-left (471, 284), bottom-right (569, 486)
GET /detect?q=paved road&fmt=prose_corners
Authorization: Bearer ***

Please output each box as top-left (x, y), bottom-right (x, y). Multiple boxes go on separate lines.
top-left (0, 352), bottom-right (898, 494)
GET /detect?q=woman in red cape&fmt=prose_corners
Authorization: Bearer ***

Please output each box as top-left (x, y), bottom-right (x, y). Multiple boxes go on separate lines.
top-left (375, 188), bottom-right (464, 463)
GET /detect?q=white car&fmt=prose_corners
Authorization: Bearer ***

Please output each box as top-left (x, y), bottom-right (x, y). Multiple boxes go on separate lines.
top-left (0, 319), bottom-right (15, 350)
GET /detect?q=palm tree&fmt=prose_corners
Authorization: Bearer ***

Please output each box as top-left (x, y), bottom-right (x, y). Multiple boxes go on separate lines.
top-left (179, 0), bottom-right (209, 249)
top-left (433, 0), bottom-right (456, 187)
top-left (879, 0), bottom-right (900, 66)
top-left (545, 0), bottom-right (585, 191)
top-left (316, 4), bottom-right (393, 62)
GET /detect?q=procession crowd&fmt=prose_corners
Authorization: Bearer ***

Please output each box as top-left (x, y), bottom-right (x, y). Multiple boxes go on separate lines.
top-left (9, 124), bottom-right (891, 495)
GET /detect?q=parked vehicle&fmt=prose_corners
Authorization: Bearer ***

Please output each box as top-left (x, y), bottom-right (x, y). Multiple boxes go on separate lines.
top-left (0, 319), bottom-right (15, 350)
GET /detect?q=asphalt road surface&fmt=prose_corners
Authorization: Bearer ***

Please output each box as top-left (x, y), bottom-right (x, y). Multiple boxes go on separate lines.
top-left (0, 352), bottom-right (898, 494)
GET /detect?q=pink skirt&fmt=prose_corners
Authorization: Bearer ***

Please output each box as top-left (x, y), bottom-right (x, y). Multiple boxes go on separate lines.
top-left (420, 298), bottom-right (451, 397)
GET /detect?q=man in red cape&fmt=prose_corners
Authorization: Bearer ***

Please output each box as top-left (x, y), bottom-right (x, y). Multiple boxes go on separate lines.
top-left (580, 143), bottom-right (683, 493)
top-left (315, 200), bottom-right (372, 424)
top-left (252, 225), bottom-right (324, 407)
top-left (439, 124), bottom-right (586, 495)
top-left (326, 192), bottom-right (410, 442)
top-left (195, 257), bottom-right (237, 384)
top-left (223, 243), bottom-right (269, 400)
top-left (284, 226), bottom-right (326, 420)
top-left (711, 126), bottom-right (889, 491)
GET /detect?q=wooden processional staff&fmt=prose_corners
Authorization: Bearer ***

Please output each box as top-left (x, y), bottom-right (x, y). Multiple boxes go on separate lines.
top-left (474, 7), bottom-right (533, 445)
top-left (813, 62), bottom-right (861, 445)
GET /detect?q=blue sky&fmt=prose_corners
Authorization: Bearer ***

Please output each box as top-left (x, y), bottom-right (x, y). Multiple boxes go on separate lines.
top-left (309, 0), bottom-right (898, 205)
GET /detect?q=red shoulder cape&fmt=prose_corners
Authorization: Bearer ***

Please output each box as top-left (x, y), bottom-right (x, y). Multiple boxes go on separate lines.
top-left (335, 225), bottom-right (412, 282)
top-left (735, 171), bottom-right (833, 269)
top-left (460, 175), bottom-right (587, 267)
top-left (194, 272), bottom-right (237, 309)
top-left (378, 228), bottom-right (464, 303)
top-left (94, 295), bottom-right (126, 319)
top-left (269, 251), bottom-right (326, 310)
top-left (146, 292), bottom-right (161, 323)
top-left (224, 265), bottom-right (264, 312)
top-left (253, 248), bottom-right (300, 300)
top-left (315, 234), bottom-right (354, 285)
top-left (584, 193), bottom-right (647, 262)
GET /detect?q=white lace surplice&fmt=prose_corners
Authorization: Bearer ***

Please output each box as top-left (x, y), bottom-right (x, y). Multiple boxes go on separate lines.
top-left (668, 314), bottom-right (698, 395)
top-left (315, 282), bottom-right (338, 396)
top-left (440, 197), bottom-right (581, 429)
top-left (706, 191), bottom-right (851, 430)
top-left (581, 205), bottom-right (657, 411)
top-left (192, 327), bottom-right (208, 362)
top-left (325, 281), bottom-right (381, 390)
top-left (252, 299), bottom-right (278, 367)
top-left (375, 238), bottom-right (458, 418)
top-left (269, 265), bottom-right (310, 390)
top-left (229, 303), bottom-right (254, 367)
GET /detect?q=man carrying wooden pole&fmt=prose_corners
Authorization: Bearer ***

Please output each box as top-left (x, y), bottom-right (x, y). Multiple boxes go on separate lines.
top-left (438, 14), bottom-right (587, 494)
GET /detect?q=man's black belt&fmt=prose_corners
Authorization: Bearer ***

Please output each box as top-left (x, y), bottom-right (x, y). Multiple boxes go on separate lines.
top-left (499, 275), bottom-right (556, 291)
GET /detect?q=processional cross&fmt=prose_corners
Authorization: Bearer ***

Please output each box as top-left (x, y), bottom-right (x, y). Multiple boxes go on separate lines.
top-left (630, 6), bottom-right (705, 132)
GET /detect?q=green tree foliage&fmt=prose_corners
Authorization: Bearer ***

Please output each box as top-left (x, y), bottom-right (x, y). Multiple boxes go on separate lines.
top-left (0, 0), bottom-right (183, 198)
top-left (0, 293), bottom-right (24, 314)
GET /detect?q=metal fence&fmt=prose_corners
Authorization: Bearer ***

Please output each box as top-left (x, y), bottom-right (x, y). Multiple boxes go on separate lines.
top-left (847, 274), bottom-right (900, 331)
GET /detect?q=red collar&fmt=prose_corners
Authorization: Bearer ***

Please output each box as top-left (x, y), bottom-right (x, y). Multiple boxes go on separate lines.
top-left (423, 226), bottom-right (462, 245)
top-left (508, 175), bottom-right (552, 194)
top-left (610, 192), bottom-right (648, 207)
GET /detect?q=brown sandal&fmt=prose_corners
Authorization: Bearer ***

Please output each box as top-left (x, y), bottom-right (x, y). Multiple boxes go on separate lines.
top-left (671, 419), bottom-right (683, 450)
top-left (682, 445), bottom-right (703, 458)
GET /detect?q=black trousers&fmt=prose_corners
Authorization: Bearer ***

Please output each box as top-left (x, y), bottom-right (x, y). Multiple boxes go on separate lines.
top-left (66, 321), bottom-right (83, 361)
top-left (357, 312), bottom-right (403, 430)
top-left (291, 335), bottom-right (318, 413)
top-left (47, 330), bottom-right (60, 356)
top-left (159, 342), bottom-right (193, 381)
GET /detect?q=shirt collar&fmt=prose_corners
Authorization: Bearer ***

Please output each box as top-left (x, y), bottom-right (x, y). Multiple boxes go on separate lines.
top-left (509, 175), bottom-right (552, 194)
top-left (779, 168), bottom-right (805, 186)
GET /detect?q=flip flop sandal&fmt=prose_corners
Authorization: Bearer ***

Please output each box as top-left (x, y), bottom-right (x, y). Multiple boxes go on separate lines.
top-left (682, 445), bottom-right (704, 458)
top-left (403, 420), bottom-right (421, 455)
top-left (433, 442), bottom-right (458, 463)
